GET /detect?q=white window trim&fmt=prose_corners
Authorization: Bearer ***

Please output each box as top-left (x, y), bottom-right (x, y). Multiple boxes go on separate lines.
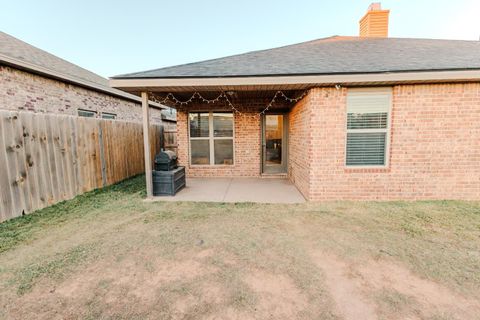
top-left (78, 108), bottom-right (97, 118)
top-left (101, 112), bottom-right (117, 120)
top-left (345, 87), bottom-right (392, 169)
top-left (188, 111), bottom-right (235, 166)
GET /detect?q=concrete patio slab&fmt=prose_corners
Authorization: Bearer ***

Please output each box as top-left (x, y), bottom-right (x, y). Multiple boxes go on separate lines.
top-left (150, 177), bottom-right (305, 204)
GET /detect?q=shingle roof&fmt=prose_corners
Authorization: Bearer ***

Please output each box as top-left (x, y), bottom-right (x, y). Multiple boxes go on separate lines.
top-left (0, 31), bottom-right (160, 105)
top-left (113, 36), bottom-right (480, 79)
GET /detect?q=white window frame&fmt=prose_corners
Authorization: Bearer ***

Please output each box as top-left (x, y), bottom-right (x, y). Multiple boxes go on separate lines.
top-left (77, 109), bottom-right (97, 118)
top-left (101, 112), bottom-right (117, 120)
top-left (345, 87), bottom-right (392, 168)
top-left (188, 111), bottom-right (235, 166)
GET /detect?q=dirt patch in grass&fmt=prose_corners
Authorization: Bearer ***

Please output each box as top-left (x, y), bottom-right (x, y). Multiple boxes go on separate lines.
top-left (309, 250), bottom-right (480, 320)
top-left (359, 258), bottom-right (480, 319)
top-left (244, 269), bottom-right (308, 318)
top-left (309, 251), bottom-right (378, 320)
top-left (14, 243), bottom-right (96, 295)
top-left (0, 175), bottom-right (479, 319)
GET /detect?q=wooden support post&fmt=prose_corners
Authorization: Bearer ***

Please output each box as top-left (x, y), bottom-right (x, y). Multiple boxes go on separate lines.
top-left (142, 92), bottom-right (153, 198)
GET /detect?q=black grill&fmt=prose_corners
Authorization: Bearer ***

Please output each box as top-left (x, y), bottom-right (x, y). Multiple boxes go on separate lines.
top-left (154, 150), bottom-right (177, 171)
top-left (152, 150), bottom-right (185, 196)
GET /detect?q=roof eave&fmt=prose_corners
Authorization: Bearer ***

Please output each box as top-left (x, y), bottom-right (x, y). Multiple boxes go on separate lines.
top-left (109, 69), bottom-right (480, 93)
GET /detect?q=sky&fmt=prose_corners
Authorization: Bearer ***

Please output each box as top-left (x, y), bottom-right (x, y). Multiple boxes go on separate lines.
top-left (1, 0), bottom-right (479, 78)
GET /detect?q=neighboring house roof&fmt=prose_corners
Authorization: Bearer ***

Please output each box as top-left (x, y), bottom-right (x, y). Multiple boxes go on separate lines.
top-left (113, 36), bottom-right (480, 79)
top-left (0, 31), bottom-right (165, 109)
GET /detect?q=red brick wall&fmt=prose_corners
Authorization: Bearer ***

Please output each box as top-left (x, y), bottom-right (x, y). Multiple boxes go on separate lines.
top-left (0, 65), bottom-right (164, 124)
top-left (288, 92), bottom-right (312, 199)
top-left (292, 83), bottom-right (480, 200)
top-left (177, 103), bottom-right (261, 177)
top-left (174, 83), bottom-right (480, 201)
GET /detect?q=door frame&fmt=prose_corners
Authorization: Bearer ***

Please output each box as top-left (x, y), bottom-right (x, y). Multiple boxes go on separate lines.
top-left (261, 113), bottom-right (288, 174)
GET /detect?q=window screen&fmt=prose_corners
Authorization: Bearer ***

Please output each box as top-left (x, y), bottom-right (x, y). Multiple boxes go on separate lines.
top-left (346, 88), bottom-right (391, 166)
top-left (101, 112), bottom-right (116, 120)
top-left (78, 109), bottom-right (96, 118)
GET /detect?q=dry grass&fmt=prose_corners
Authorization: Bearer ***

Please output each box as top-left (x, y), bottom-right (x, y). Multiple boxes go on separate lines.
top-left (0, 175), bottom-right (479, 319)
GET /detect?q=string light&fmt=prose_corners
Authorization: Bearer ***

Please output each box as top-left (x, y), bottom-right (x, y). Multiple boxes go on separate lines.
top-left (258, 90), bottom-right (308, 115)
top-left (148, 90), bottom-right (308, 117)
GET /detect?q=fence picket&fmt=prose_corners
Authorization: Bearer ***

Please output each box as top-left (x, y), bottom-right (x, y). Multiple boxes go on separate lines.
top-left (20, 112), bottom-right (39, 211)
top-left (37, 114), bottom-right (55, 206)
top-left (0, 112), bottom-right (15, 221)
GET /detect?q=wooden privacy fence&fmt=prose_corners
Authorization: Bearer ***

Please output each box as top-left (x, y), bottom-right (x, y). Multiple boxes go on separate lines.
top-left (163, 128), bottom-right (177, 153)
top-left (0, 110), bottom-right (166, 222)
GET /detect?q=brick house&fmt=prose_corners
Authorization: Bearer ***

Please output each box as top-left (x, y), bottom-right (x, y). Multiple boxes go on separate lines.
top-left (111, 3), bottom-right (480, 201)
top-left (0, 31), bottom-right (176, 126)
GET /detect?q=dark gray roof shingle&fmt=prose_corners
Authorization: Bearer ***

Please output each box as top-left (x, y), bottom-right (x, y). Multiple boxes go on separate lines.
top-left (113, 36), bottom-right (480, 79)
top-left (0, 31), bottom-right (162, 106)
top-left (0, 31), bottom-right (109, 86)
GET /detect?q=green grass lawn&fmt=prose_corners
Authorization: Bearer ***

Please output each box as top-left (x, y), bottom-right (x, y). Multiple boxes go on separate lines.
top-left (1, 175), bottom-right (479, 320)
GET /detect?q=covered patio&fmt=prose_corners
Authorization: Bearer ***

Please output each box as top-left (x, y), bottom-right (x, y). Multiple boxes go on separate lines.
top-left (109, 53), bottom-right (319, 202)
top-left (110, 82), bottom-right (310, 201)
top-left (149, 177), bottom-right (305, 204)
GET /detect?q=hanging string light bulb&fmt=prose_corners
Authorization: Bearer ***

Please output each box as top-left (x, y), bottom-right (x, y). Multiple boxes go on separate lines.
top-left (148, 90), bottom-right (308, 118)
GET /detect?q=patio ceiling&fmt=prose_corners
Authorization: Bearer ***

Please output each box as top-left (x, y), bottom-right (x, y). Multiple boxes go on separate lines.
top-left (109, 80), bottom-right (313, 96)
top-left (148, 89), bottom-right (306, 109)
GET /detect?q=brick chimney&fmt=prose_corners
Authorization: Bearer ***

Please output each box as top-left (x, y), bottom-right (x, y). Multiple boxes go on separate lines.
top-left (359, 3), bottom-right (390, 37)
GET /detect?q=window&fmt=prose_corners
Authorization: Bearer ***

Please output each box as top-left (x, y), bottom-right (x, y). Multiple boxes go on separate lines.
top-left (189, 112), bottom-right (234, 165)
top-left (161, 108), bottom-right (177, 121)
top-left (78, 109), bottom-right (96, 118)
top-left (346, 88), bottom-right (391, 166)
top-left (101, 112), bottom-right (117, 120)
